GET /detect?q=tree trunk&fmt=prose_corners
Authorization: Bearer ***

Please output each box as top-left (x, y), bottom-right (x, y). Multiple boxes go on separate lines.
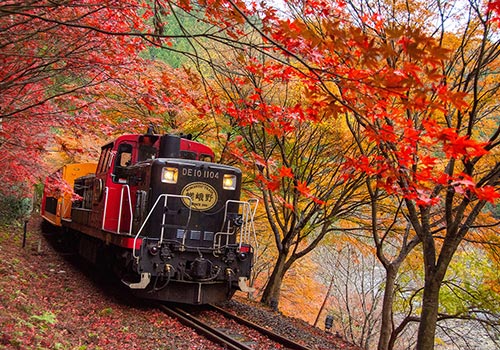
top-left (377, 265), bottom-right (397, 350)
top-left (260, 253), bottom-right (288, 308)
top-left (416, 274), bottom-right (441, 350)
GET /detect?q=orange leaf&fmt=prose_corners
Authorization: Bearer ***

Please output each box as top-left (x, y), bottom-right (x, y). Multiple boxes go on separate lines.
top-left (295, 181), bottom-right (325, 205)
top-left (474, 186), bottom-right (500, 203)
top-left (279, 166), bottom-right (294, 178)
top-left (296, 180), bottom-right (310, 195)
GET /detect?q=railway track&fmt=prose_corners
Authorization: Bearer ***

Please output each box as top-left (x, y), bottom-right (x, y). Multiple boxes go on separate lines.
top-left (159, 303), bottom-right (312, 350)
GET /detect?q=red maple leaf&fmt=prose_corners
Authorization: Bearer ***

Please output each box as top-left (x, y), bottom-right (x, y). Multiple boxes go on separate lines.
top-left (279, 166), bottom-right (294, 178)
top-left (444, 136), bottom-right (488, 158)
top-left (296, 181), bottom-right (310, 195)
top-left (474, 186), bottom-right (500, 203)
top-left (267, 179), bottom-right (281, 191)
top-left (295, 181), bottom-right (325, 205)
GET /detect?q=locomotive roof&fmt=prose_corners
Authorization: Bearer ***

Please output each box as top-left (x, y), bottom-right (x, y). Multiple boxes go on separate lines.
top-left (101, 134), bottom-right (211, 148)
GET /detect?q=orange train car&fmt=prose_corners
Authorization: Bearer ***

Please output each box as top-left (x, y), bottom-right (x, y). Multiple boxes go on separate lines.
top-left (41, 163), bottom-right (97, 226)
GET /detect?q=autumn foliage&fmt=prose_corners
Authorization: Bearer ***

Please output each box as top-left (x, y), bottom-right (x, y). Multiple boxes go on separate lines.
top-left (1, 1), bottom-right (499, 349)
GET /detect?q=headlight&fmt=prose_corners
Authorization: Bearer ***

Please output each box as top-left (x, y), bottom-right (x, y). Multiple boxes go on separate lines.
top-left (223, 174), bottom-right (237, 190)
top-left (161, 167), bottom-right (178, 184)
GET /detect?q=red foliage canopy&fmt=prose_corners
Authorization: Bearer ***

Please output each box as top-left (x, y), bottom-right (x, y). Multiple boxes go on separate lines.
top-left (0, 1), bottom-right (153, 195)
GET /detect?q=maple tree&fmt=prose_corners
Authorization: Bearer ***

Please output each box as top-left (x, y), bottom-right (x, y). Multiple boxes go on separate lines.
top-left (185, 43), bottom-right (371, 308)
top-left (268, 3), bottom-right (499, 350)
top-left (244, 117), bottom-right (369, 307)
top-left (335, 0), bottom-right (500, 348)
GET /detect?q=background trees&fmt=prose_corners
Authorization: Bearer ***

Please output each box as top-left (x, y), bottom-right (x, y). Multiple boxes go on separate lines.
top-left (243, 1), bottom-right (499, 348)
top-left (313, 244), bottom-right (385, 349)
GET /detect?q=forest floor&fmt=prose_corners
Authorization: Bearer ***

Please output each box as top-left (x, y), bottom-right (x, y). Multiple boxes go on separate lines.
top-left (0, 216), bottom-right (359, 350)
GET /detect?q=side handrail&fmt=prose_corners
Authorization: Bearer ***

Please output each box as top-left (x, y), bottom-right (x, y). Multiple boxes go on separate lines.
top-left (117, 185), bottom-right (133, 235)
top-left (245, 198), bottom-right (259, 254)
top-left (214, 199), bottom-right (258, 251)
top-left (101, 187), bottom-right (109, 230)
top-left (237, 198), bottom-right (259, 280)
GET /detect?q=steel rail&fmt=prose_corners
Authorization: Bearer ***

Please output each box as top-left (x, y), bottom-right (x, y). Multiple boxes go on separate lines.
top-left (159, 304), bottom-right (254, 350)
top-left (209, 304), bottom-right (313, 350)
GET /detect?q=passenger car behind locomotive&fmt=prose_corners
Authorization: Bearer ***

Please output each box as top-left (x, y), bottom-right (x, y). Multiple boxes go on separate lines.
top-left (41, 132), bottom-right (257, 304)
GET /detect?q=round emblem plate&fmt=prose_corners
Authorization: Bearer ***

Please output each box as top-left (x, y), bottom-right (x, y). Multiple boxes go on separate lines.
top-left (181, 182), bottom-right (218, 211)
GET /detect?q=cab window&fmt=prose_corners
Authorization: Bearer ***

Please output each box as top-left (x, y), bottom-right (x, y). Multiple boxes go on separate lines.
top-left (180, 151), bottom-right (197, 160)
top-left (97, 143), bottom-right (113, 174)
top-left (116, 143), bottom-right (133, 167)
top-left (113, 143), bottom-right (133, 183)
top-left (138, 135), bottom-right (158, 161)
top-left (200, 154), bottom-right (213, 162)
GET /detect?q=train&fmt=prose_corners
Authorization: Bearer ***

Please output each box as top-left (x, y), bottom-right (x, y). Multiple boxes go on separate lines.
top-left (40, 130), bottom-right (258, 304)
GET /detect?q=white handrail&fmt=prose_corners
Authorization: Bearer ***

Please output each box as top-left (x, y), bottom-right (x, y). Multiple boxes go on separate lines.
top-left (117, 185), bottom-right (133, 235)
top-left (101, 187), bottom-right (109, 230)
top-left (214, 199), bottom-right (259, 252)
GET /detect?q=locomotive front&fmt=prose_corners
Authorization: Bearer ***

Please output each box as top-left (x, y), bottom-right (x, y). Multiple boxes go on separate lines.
top-left (125, 135), bottom-right (257, 304)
